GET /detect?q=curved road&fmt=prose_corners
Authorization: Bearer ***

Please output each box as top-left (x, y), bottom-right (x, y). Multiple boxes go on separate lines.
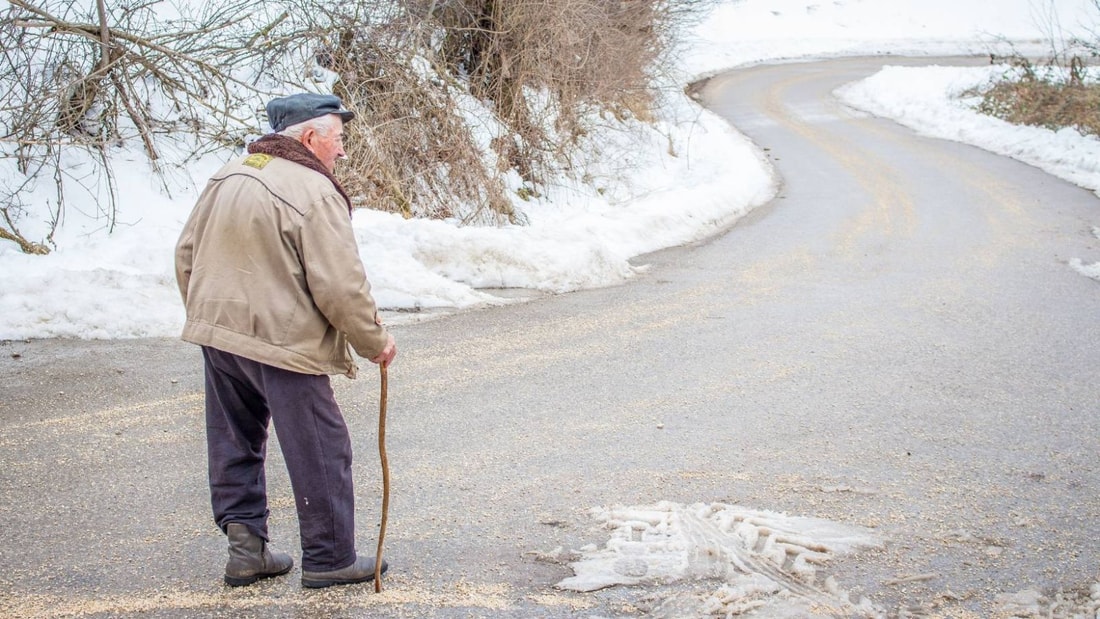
top-left (1, 57), bottom-right (1098, 617)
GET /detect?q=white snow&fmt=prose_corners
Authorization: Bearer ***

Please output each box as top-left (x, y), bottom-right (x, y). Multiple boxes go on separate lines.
top-left (2, 0), bottom-right (1099, 341)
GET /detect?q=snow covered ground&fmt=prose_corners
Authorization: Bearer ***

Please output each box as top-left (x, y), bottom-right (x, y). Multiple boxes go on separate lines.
top-left (2, 0), bottom-right (1098, 341)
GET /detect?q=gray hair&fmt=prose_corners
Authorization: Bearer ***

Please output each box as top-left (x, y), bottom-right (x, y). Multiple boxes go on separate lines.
top-left (278, 113), bottom-right (342, 139)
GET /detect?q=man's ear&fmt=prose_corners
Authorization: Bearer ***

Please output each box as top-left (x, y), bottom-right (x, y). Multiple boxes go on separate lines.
top-left (299, 127), bottom-right (317, 152)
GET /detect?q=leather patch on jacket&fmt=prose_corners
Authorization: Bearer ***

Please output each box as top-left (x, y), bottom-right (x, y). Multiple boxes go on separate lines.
top-left (243, 153), bottom-right (274, 169)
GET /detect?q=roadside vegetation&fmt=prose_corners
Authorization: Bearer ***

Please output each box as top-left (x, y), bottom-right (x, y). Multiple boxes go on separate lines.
top-left (973, 54), bottom-right (1100, 138)
top-left (0, 0), bottom-right (712, 253)
top-left (970, 1), bottom-right (1100, 138)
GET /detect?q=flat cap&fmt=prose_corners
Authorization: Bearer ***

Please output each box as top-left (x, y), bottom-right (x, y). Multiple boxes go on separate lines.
top-left (266, 93), bottom-right (355, 133)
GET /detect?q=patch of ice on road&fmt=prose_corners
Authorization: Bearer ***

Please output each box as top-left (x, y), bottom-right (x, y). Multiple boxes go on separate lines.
top-left (1069, 257), bottom-right (1100, 282)
top-left (996, 580), bottom-right (1100, 618)
top-left (556, 501), bottom-right (883, 617)
top-left (1068, 226), bottom-right (1100, 283)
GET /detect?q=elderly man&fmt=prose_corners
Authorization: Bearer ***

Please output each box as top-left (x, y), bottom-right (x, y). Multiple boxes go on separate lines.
top-left (175, 93), bottom-right (396, 588)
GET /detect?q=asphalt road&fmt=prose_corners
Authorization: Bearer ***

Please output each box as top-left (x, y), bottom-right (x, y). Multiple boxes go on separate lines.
top-left (1, 56), bottom-right (1099, 618)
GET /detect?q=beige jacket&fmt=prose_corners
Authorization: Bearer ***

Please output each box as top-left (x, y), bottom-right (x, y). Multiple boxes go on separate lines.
top-left (175, 152), bottom-right (388, 377)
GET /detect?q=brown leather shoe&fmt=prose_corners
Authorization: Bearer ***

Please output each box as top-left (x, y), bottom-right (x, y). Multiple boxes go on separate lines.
top-left (224, 523), bottom-right (294, 586)
top-left (301, 555), bottom-right (389, 589)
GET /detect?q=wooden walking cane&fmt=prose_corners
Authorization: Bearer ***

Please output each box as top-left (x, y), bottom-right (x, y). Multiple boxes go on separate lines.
top-left (374, 363), bottom-right (390, 592)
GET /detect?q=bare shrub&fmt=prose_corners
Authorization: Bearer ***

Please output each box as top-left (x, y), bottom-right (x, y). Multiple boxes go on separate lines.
top-left (428, 0), bottom-right (707, 187)
top-left (337, 51), bottom-right (519, 225)
top-left (1, 0), bottom-right (308, 251)
top-left (310, 4), bottom-right (518, 224)
top-left (973, 56), bottom-right (1100, 137)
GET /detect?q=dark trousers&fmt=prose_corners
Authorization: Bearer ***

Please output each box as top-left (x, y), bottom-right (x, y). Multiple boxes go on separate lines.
top-left (202, 346), bottom-right (358, 572)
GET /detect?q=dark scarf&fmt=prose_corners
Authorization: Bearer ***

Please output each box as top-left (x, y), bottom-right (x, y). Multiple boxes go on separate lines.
top-left (248, 134), bottom-right (353, 216)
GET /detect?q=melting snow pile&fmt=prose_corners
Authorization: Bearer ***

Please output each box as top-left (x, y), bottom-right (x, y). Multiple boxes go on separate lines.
top-left (1069, 227), bottom-right (1100, 282)
top-left (557, 501), bottom-right (884, 617)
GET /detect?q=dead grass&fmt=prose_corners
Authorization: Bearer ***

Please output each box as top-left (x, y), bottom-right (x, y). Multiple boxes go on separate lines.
top-left (972, 56), bottom-right (1100, 138)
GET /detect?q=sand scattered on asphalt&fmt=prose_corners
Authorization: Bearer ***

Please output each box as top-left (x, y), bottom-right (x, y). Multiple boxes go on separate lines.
top-left (0, 579), bottom-right (519, 618)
